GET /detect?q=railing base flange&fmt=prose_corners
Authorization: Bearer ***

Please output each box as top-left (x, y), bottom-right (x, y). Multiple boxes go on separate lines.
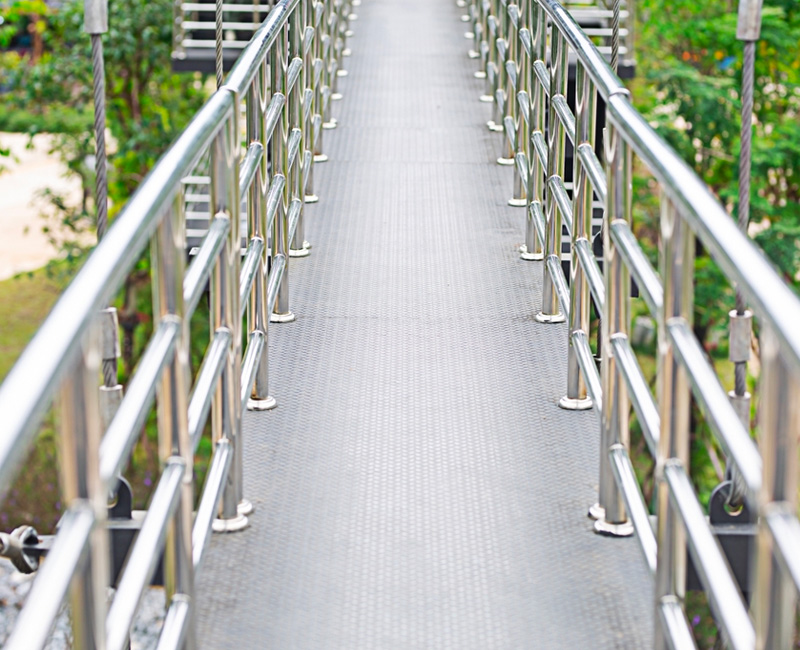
top-left (558, 396), bottom-right (593, 411)
top-left (588, 502), bottom-right (605, 521)
top-left (519, 245), bottom-right (544, 261)
top-left (535, 312), bottom-right (566, 324)
top-left (594, 517), bottom-right (634, 538)
top-left (497, 157), bottom-right (515, 166)
top-left (508, 198), bottom-right (527, 208)
top-left (212, 514), bottom-right (249, 534)
top-left (248, 396), bottom-right (277, 411)
top-left (271, 312), bottom-right (297, 324)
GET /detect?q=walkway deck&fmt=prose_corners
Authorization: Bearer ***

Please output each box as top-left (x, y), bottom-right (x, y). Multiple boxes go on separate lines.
top-left (195, 0), bottom-right (653, 646)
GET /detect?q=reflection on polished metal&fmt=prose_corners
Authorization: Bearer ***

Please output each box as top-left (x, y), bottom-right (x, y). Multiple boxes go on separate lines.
top-left (270, 311), bottom-right (297, 323)
top-left (248, 395), bottom-right (277, 411)
top-left (478, 0), bottom-right (800, 645)
top-left (558, 396), bottom-right (593, 411)
top-left (519, 243), bottom-right (543, 261)
top-left (534, 311), bottom-right (566, 324)
top-left (0, 0), bottom-right (354, 644)
top-left (588, 503), bottom-right (605, 522)
top-left (4, 0), bottom-right (800, 647)
top-left (211, 512), bottom-right (248, 533)
top-left (594, 516), bottom-right (634, 537)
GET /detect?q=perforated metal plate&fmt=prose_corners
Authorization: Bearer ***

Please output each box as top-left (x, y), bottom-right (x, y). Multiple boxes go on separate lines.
top-left (194, 1), bottom-right (654, 647)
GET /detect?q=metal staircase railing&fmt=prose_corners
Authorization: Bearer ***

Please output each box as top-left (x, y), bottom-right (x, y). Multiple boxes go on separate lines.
top-left (469, 0), bottom-right (800, 647)
top-left (0, 0), bottom-right (353, 647)
top-left (172, 0), bottom-right (355, 75)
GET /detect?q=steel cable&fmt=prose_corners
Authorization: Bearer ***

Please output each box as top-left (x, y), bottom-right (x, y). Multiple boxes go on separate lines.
top-left (734, 41), bottom-right (755, 398)
top-left (725, 40), bottom-right (756, 507)
top-left (611, 0), bottom-right (621, 73)
top-left (216, 0), bottom-right (224, 88)
top-left (92, 33), bottom-right (117, 388)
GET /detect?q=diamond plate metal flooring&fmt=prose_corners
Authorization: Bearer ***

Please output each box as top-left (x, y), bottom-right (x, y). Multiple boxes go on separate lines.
top-left (194, 0), bottom-right (654, 647)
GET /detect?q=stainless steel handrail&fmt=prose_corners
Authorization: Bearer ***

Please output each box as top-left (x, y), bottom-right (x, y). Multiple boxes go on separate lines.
top-left (0, 0), bottom-right (355, 647)
top-left (469, 0), bottom-right (800, 646)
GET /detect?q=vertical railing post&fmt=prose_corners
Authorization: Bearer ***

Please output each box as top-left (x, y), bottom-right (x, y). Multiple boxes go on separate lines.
top-left (476, 0), bottom-right (491, 83)
top-left (753, 330), bottom-right (799, 649)
top-left (491, 0), bottom-right (508, 137)
top-left (289, 5), bottom-right (311, 258)
top-left (561, 63), bottom-right (596, 412)
top-left (509, 3), bottom-right (529, 208)
top-left (484, 3), bottom-right (501, 113)
top-left (304, 0), bottom-right (320, 204)
top-left (591, 120), bottom-right (635, 535)
top-left (535, 26), bottom-right (567, 324)
top-left (58, 342), bottom-right (108, 650)
top-left (467, 0), bottom-right (481, 60)
top-left (152, 192), bottom-right (196, 644)
top-left (654, 196), bottom-right (694, 649)
top-left (210, 105), bottom-right (249, 532)
top-left (171, 0), bottom-right (185, 61)
top-left (313, 1), bottom-right (328, 164)
top-left (520, 0), bottom-right (544, 261)
top-left (497, 1), bottom-right (516, 167)
top-left (322, 0), bottom-right (338, 130)
top-left (271, 24), bottom-right (296, 324)
top-left (334, 0), bottom-right (351, 84)
top-left (245, 63), bottom-right (277, 411)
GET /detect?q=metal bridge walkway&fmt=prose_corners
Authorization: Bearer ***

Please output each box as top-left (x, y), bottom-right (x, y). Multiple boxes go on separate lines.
top-left (195, 0), bottom-right (652, 646)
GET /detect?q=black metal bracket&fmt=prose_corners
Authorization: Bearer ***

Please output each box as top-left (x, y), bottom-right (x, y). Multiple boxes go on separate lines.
top-left (1, 477), bottom-right (165, 587)
top-left (687, 480), bottom-right (756, 599)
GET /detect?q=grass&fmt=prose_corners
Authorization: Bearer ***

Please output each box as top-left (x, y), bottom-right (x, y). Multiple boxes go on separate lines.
top-left (0, 262), bottom-right (213, 532)
top-left (0, 266), bottom-right (69, 381)
top-left (0, 103), bottom-right (92, 137)
top-left (0, 266), bottom-right (71, 530)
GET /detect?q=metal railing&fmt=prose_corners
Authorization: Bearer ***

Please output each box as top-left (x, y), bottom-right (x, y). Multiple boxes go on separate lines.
top-left (0, 0), bottom-right (354, 647)
top-left (172, 0), bottom-right (354, 81)
top-left (467, 0), bottom-right (800, 647)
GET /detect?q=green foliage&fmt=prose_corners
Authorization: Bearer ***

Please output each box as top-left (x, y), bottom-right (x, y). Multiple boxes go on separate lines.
top-left (0, 1), bottom-right (49, 50)
top-left (632, 3), bottom-right (800, 645)
top-left (635, 0), bottom-right (800, 328)
top-left (3, 0), bottom-right (207, 210)
top-left (0, 0), bottom-right (212, 528)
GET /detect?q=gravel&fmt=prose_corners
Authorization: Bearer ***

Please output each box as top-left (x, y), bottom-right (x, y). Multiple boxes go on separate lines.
top-left (0, 558), bottom-right (166, 648)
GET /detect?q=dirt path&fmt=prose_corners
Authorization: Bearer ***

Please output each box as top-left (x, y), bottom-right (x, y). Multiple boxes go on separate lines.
top-left (0, 133), bottom-right (83, 280)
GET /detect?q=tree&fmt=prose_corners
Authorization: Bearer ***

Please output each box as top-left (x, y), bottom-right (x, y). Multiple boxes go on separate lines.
top-left (0, 0), bottom-right (210, 531)
top-left (3, 0), bottom-right (208, 367)
top-left (636, 0), bottom-right (800, 324)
